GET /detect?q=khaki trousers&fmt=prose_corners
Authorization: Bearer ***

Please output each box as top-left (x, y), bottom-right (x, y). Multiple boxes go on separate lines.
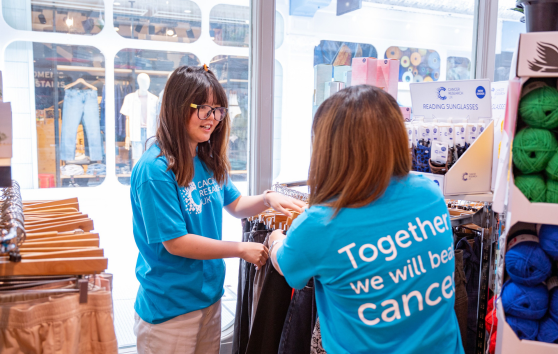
top-left (0, 291), bottom-right (117, 354)
top-left (134, 299), bottom-right (221, 354)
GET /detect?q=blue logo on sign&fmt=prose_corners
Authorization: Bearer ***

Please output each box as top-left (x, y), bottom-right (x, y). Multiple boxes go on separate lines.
top-left (449, 128), bottom-right (453, 133)
top-left (462, 172), bottom-right (468, 181)
top-left (437, 87), bottom-right (447, 100)
top-left (461, 127), bottom-right (465, 132)
top-left (476, 86), bottom-right (486, 99)
top-left (441, 147), bottom-right (447, 152)
top-left (472, 126), bottom-right (476, 132)
top-left (433, 180), bottom-right (440, 186)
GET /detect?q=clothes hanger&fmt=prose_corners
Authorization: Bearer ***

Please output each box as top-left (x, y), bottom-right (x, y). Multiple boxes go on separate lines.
top-left (64, 78), bottom-right (97, 91)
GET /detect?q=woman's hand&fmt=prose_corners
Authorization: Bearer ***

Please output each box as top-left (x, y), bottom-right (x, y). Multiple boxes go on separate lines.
top-left (264, 192), bottom-right (306, 217)
top-left (239, 242), bottom-right (269, 269)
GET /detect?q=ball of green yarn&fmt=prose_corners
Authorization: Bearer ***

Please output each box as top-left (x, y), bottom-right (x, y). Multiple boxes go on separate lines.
top-left (519, 86), bottom-right (558, 129)
top-left (512, 128), bottom-right (558, 174)
top-left (547, 180), bottom-right (558, 203)
top-left (516, 174), bottom-right (547, 202)
top-left (546, 151), bottom-right (558, 181)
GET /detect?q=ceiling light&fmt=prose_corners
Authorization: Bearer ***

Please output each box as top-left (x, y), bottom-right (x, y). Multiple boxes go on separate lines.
top-left (172, 34), bottom-right (177, 37)
top-left (115, 27), bottom-right (120, 31)
top-left (166, 29), bottom-right (174, 36)
top-left (114, 2), bottom-right (120, 4)
top-left (184, 10), bottom-right (191, 13)
top-left (65, 17), bottom-right (73, 26)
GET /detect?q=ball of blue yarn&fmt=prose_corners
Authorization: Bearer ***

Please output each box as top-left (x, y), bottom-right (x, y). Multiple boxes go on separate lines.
top-left (538, 315), bottom-right (558, 343)
top-left (539, 224), bottom-right (558, 260)
top-left (501, 280), bottom-right (549, 320)
top-left (506, 315), bottom-right (539, 340)
top-left (505, 240), bottom-right (552, 286)
top-left (549, 278), bottom-right (558, 323)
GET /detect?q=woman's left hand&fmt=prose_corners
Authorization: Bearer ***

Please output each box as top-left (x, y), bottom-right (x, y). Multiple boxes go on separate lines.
top-left (265, 192), bottom-right (306, 217)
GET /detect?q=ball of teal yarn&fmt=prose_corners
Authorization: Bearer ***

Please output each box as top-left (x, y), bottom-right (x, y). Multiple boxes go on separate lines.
top-left (547, 180), bottom-right (558, 203)
top-left (515, 174), bottom-right (547, 202)
top-left (546, 151), bottom-right (558, 181)
top-left (520, 86), bottom-right (558, 129)
top-left (512, 128), bottom-right (558, 174)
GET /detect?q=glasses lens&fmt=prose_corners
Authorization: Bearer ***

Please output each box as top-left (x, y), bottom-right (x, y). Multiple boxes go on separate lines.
top-left (198, 105), bottom-right (212, 119)
top-left (215, 108), bottom-right (227, 121)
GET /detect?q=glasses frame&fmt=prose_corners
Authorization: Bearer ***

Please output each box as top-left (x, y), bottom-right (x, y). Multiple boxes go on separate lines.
top-left (190, 103), bottom-right (228, 121)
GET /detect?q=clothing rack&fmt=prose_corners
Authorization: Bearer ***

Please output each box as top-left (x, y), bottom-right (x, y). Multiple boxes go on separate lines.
top-left (272, 181), bottom-right (309, 203)
top-left (0, 181), bottom-right (26, 262)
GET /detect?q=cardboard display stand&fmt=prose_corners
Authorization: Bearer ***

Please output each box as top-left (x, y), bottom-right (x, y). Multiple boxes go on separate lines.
top-left (409, 79), bottom-right (493, 196)
top-left (493, 31), bottom-right (558, 353)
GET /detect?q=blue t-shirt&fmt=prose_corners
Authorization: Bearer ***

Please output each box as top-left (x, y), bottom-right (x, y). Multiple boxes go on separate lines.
top-left (277, 175), bottom-right (464, 354)
top-left (131, 144), bottom-right (241, 324)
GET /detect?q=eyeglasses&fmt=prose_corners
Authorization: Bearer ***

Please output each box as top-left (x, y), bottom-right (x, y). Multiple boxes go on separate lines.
top-left (190, 103), bottom-right (228, 121)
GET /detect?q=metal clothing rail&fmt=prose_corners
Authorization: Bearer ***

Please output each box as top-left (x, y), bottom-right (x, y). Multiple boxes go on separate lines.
top-left (272, 181), bottom-right (309, 203)
top-left (0, 181), bottom-right (25, 262)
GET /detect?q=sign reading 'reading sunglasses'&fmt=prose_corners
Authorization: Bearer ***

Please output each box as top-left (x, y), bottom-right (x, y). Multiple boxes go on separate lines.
top-left (410, 79), bottom-right (492, 121)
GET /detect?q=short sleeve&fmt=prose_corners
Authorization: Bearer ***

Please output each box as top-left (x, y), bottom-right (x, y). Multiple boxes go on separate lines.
top-left (137, 180), bottom-right (188, 244)
top-left (276, 212), bottom-right (319, 290)
top-left (120, 95), bottom-right (130, 116)
top-left (223, 177), bottom-right (241, 206)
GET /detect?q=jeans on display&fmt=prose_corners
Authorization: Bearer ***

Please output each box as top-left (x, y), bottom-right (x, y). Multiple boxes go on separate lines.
top-left (61, 89), bottom-right (103, 161)
top-left (454, 249), bottom-right (468, 350)
top-left (132, 128), bottom-right (147, 160)
top-left (278, 278), bottom-right (317, 354)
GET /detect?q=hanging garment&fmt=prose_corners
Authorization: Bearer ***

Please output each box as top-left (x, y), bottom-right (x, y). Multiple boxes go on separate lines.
top-left (456, 236), bottom-right (481, 354)
top-left (310, 318), bottom-right (327, 354)
top-left (454, 249), bottom-right (468, 350)
top-left (0, 291), bottom-right (117, 354)
top-left (278, 278), bottom-right (317, 354)
top-left (244, 266), bottom-right (292, 354)
top-left (120, 90), bottom-right (158, 143)
top-left (60, 89), bottom-right (103, 161)
top-left (115, 84), bottom-right (133, 141)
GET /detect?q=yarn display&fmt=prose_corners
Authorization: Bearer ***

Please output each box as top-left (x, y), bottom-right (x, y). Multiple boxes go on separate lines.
top-left (539, 226), bottom-right (558, 260)
top-left (506, 315), bottom-right (539, 340)
top-left (505, 240), bottom-right (552, 286)
top-left (501, 280), bottom-right (549, 320)
top-left (547, 180), bottom-right (558, 203)
top-left (515, 174), bottom-right (547, 203)
top-left (546, 151), bottom-right (558, 181)
top-left (512, 128), bottom-right (558, 174)
top-left (519, 86), bottom-right (558, 129)
top-left (537, 315), bottom-right (558, 344)
top-left (548, 277), bottom-right (558, 323)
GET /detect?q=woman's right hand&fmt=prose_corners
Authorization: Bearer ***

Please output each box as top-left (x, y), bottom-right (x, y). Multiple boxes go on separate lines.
top-left (239, 242), bottom-right (269, 269)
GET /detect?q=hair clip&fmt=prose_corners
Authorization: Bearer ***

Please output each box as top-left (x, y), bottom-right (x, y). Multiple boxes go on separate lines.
top-left (203, 64), bottom-right (209, 72)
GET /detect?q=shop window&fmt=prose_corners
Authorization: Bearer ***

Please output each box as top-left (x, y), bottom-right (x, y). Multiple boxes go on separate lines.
top-left (113, 0), bottom-right (201, 43)
top-left (2, 0), bottom-right (104, 34)
top-left (494, 0), bottom-right (526, 81)
top-left (30, 42), bottom-right (106, 188)
top-left (114, 49), bottom-right (200, 185)
top-left (384, 47), bottom-right (441, 83)
top-left (210, 55), bottom-right (249, 181)
top-left (210, 5), bottom-right (249, 47)
top-left (447, 56), bottom-right (471, 80)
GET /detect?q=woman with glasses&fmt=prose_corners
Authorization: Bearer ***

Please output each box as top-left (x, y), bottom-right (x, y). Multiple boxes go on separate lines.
top-left (268, 85), bottom-right (465, 354)
top-left (131, 65), bottom-right (304, 354)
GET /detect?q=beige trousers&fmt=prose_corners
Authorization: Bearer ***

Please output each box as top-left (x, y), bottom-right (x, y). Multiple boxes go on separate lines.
top-left (134, 299), bottom-right (221, 354)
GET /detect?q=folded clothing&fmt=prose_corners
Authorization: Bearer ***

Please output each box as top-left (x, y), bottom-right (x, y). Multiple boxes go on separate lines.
top-left (86, 163), bottom-right (106, 176)
top-left (61, 164), bottom-right (84, 176)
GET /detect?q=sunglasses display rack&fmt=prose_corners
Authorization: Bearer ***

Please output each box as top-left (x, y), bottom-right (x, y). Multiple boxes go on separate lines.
top-left (409, 79), bottom-right (494, 197)
top-left (493, 31), bottom-right (558, 354)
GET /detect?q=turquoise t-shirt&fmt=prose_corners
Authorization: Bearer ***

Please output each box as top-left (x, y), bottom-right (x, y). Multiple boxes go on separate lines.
top-left (277, 174), bottom-right (464, 354)
top-left (131, 144), bottom-right (241, 324)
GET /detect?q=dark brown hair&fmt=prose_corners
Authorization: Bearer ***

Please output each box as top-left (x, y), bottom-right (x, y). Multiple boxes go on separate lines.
top-left (308, 85), bottom-right (411, 213)
top-left (156, 66), bottom-right (230, 186)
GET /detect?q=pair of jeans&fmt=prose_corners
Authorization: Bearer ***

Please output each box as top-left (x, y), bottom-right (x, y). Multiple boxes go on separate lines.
top-left (278, 278), bottom-right (317, 354)
top-left (115, 84), bottom-right (133, 141)
top-left (61, 89), bottom-right (103, 161)
top-left (454, 249), bottom-right (468, 350)
top-left (132, 128), bottom-right (147, 160)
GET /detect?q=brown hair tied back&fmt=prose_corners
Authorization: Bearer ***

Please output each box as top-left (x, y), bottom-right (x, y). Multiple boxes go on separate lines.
top-left (156, 65), bottom-right (231, 187)
top-left (308, 85), bottom-right (411, 215)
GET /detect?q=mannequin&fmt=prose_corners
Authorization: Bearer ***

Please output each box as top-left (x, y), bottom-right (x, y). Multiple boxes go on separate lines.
top-left (121, 73), bottom-right (158, 166)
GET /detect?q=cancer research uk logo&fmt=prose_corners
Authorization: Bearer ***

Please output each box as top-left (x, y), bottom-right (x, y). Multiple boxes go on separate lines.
top-left (437, 87), bottom-right (447, 100)
top-left (476, 86), bottom-right (486, 99)
top-left (462, 172), bottom-right (468, 181)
